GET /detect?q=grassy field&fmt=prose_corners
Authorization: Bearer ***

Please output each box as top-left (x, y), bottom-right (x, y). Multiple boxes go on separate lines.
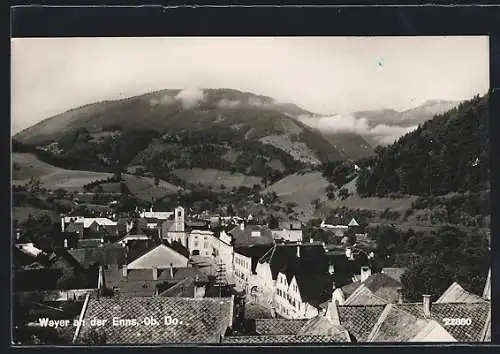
top-left (12, 206), bottom-right (58, 222)
top-left (123, 174), bottom-right (181, 201)
top-left (173, 168), bottom-right (262, 189)
top-left (264, 172), bottom-right (330, 221)
top-left (321, 195), bottom-right (417, 212)
top-left (12, 153), bottom-right (114, 191)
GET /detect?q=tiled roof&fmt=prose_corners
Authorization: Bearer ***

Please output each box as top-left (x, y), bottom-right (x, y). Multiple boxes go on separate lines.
top-left (75, 296), bottom-right (233, 344)
top-left (228, 225), bottom-right (275, 247)
top-left (344, 285), bottom-right (389, 306)
top-left (295, 273), bottom-right (335, 307)
top-left (221, 333), bottom-right (350, 344)
top-left (343, 273), bottom-right (401, 305)
top-left (159, 277), bottom-right (197, 298)
top-left (381, 268), bottom-right (407, 283)
top-left (77, 239), bottom-right (104, 249)
top-left (436, 282), bottom-right (486, 304)
top-left (234, 245), bottom-right (274, 273)
top-left (337, 305), bottom-right (386, 342)
top-left (259, 244), bottom-right (327, 279)
top-left (367, 304), bottom-right (429, 342)
top-left (69, 244), bottom-right (126, 268)
top-left (399, 302), bottom-right (491, 342)
top-left (104, 266), bottom-right (207, 297)
top-left (127, 244), bottom-right (189, 269)
top-left (341, 282), bottom-right (362, 299)
top-left (255, 319), bottom-right (308, 335)
top-left (299, 316), bottom-right (347, 337)
top-left (244, 302), bottom-right (275, 320)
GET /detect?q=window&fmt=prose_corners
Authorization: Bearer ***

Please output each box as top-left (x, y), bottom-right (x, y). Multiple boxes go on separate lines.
top-left (177, 211), bottom-right (182, 217)
top-left (194, 241), bottom-right (198, 247)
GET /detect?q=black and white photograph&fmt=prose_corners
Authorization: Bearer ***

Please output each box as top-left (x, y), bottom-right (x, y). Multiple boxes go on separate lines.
top-left (11, 36), bottom-right (491, 345)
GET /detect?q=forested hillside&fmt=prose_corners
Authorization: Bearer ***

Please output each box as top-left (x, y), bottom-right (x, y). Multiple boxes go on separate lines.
top-left (356, 94), bottom-right (489, 197)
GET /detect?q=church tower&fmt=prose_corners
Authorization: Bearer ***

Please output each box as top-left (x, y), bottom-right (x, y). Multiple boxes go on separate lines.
top-left (174, 206), bottom-right (185, 232)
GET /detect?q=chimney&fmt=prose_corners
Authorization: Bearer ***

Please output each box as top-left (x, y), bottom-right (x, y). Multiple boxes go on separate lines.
top-left (152, 267), bottom-right (158, 281)
top-left (63, 239), bottom-right (68, 248)
top-left (228, 294), bottom-right (235, 328)
top-left (360, 266), bottom-right (371, 282)
top-left (345, 247), bottom-right (352, 259)
top-left (100, 237), bottom-right (104, 245)
top-left (397, 288), bottom-right (403, 304)
top-left (240, 221), bottom-right (245, 231)
top-left (122, 265), bottom-right (128, 278)
top-left (296, 241), bottom-right (301, 258)
top-left (61, 217), bottom-right (65, 232)
top-left (309, 238), bottom-right (313, 243)
top-left (423, 294), bottom-right (431, 318)
top-left (16, 231), bottom-right (20, 241)
top-left (327, 301), bottom-right (341, 325)
top-left (169, 263), bottom-right (174, 279)
top-left (328, 264), bottom-right (335, 275)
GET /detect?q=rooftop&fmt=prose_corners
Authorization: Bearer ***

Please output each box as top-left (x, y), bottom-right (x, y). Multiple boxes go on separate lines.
top-left (436, 282), bottom-right (487, 304)
top-left (255, 319), bottom-right (308, 335)
top-left (74, 296), bottom-right (233, 344)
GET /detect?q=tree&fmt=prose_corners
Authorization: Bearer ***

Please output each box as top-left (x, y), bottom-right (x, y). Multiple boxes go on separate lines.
top-left (401, 255), bottom-right (454, 302)
top-left (227, 204), bottom-right (235, 217)
top-left (26, 177), bottom-right (42, 194)
top-left (345, 228), bottom-right (357, 246)
top-left (268, 214), bottom-right (279, 230)
top-left (338, 188), bottom-right (349, 200)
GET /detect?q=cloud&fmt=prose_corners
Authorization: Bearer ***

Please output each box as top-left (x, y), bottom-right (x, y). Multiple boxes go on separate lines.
top-left (174, 88), bottom-right (205, 109)
top-left (248, 96), bottom-right (275, 108)
top-left (217, 98), bottom-right (241, 108)
top-left (150, 94), bottom-right (174, 107)
top-left (298, 113), bottom-right (417, 145)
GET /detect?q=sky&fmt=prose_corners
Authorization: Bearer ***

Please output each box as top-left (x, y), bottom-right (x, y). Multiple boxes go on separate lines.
top-left (11, 36), bottom-right (489, 134)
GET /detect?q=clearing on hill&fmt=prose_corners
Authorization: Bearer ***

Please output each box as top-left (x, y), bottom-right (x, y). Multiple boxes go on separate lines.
top-left (173, 168), bottom-right (262, 189)
top-left (123, 174), bottom-right (181, 201)
top-left (12, 153), bottom-right (114, 191)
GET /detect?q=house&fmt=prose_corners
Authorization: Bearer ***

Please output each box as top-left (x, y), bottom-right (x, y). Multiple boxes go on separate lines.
top-left (381, 267), bottom-right (407, 283)
top-left (320, 220), bottom-right (348, 237)
top-left (436, 282), bottom-right (487, 304)
top-left (365, 303), bottom-right (453, 342)
top-left (224, 316), bottom-right (350, 343)
top-left (233, 244), bottom-right (274, 293)
top-left (68, 244), bottom-right (126, 269)
top-left (126, 244), bottom-right (189, 271)
top-left (387, 299), bottom-right (490, 342)
top-left (161, 207), bottom-right (187, 246)
top-left (158, 274), bottom-right (209, 298)
top-left (139, 209), bottom-right (173, 220)
top-left (73, 295), bottom-right (235, 344)
top-left (104, 263), bottom-right (207, 297)
top-left (211, 231), bottom-right (234, 276)
top-left (188, 230), bottom-right (215, 257)
top-left (271, 221), bottom-right (303, 243)
top-left (275, 259), bottom-right (334, 319)
top-left (228, 223), bottom-right (275, 247)
top-left (331, 269), bottom-right (402, 306)
top-left (254, 242), bottom-right (327, 309)
top-left (15, 243), bottom-right (43, 258)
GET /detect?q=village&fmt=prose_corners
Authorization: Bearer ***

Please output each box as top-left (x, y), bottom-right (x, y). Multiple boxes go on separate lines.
top-left (12, 203), bottom-right (491, 344)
